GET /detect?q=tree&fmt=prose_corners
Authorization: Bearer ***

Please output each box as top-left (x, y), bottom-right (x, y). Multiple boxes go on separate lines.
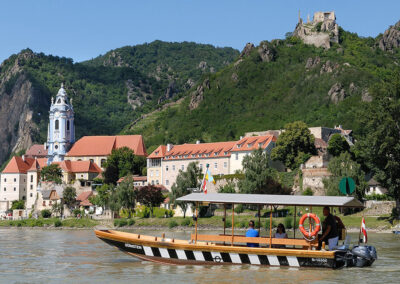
top-left (323, 152), bottom-right (366, 199)
top-left (238, 148), bottom-right (291, 195)
top-left (136, 185), bottom-right (165, 217)
top-left (271, 121), bottom-right (316, 170)
top-left (63, 186), bottom-right (77, 209)
top-left (170, 162), bottom-right (201, 218)
top-left (89, 184), bottom-right (112, 212)
top-left (355, 70), bottom-right (400, 218)
top-left (103, 147), bottom-right (146, 184)
top-left (11, 200), bottom-right (25, 210)
top-left (41, 164), bottom-right (62, 184)
top-left (218, 181), bottom-right (236, 193)
top-left (112, 176), bottom-right (136, 217)
top-left (51, 202), bottom-right (63, 216)
top-left (327, 134), bottom-right (350, 156)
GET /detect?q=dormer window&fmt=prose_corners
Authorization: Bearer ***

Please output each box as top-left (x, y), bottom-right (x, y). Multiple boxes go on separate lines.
top-left (224, 152), bottom-right (228, 155)
top-left (258, 143), bottom-right (263, 147)
top-left (192, 154), bottom-right (196, 158)
top-left (214, 152), bottom-right (218, 156)
top-left (247, 143), bottom-right (253, 148)
top-left (237, 144), bottom-right (241, 148)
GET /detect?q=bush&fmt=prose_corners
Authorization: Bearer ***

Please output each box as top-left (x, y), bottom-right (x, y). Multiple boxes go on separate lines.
top-left (41, 209), bottom-right (52, 218)
top-left (284, 216), bottom-right (293, 229)
top-left (302, 188), bottom-right (314, 196)
top-left (127, 219), bottom-right (135, 226)
top-left (168, 220), bottom-right (178, 228)
top-left (34, 219), bottom-right (43, 227)
top-left (134, 205), bottom-right (150, 218)
top-left (265, 219), bottom-right (276, 230)
top-left (114, 218), bottom-right (128, 227)
top-left (73, 208), bottom-right (82, 217)
top-left (225, 219), bottom-right (232, 228)
top-left (180, 218), bottom-right (193, 226)
top-left (365, 193), bottom-right (392, 201)
top-left (54, 219), bottom-right (62, 227)
top-left (153, 207), bottom-right (174, 218)
top-left (234, 204), bottom-right (244, 214)
top-left (239, 220), bottom-right (247, 228)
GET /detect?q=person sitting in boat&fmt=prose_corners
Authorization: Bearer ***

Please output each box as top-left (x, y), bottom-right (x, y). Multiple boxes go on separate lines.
top-left (273, 223), bottom-right (288, 248)
top-left (320, 206), bottom-right (339, 250)
top-left (245, 220), bottom-right (259, 247)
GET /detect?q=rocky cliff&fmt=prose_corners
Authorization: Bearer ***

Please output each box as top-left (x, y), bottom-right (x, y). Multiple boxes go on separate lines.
top-left (378, 20), bottom-right (400, 52)
top-left (0, 50), bottom-right (49, 166)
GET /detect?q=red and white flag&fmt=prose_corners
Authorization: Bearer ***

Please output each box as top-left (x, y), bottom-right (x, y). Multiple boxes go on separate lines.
top-left (201, 171), bottom-right (207, 194)
top-left (361, 217), bottom-right (368, 243)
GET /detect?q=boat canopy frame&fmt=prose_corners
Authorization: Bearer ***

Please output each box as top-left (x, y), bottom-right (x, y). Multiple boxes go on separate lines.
top-left (177, 193), bottom-right (364, 208)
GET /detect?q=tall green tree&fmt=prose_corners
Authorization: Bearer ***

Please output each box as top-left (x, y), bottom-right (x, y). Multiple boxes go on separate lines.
top-left (327, 134), bottom-right (350, 157)
top-left (41, 164), bottom-right (62, 184)
top-left (112, 176), bottom-right (136, 217)
top-left (355, 70), bottom-right (400, 218)
top-left (103, 147), bottom-right (146, 184)
top-left (89, 184), bottom-right (112, 211)
top-left (136, 185), bottom-right (165, 217)
top-left (271, 121), bottom-right (316, 170)
top-left (323, 152), bottom-right (366, 199)
top-left (63, 186), bottom-right (77, 209)
top-left (170, 162), bottom-right (201, 218)
top-left (238, 148), bottom-right (291, 194)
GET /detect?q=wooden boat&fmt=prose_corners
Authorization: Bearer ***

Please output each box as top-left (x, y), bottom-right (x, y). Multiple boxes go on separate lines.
top-left (95, 193), bottom-right (377, 269)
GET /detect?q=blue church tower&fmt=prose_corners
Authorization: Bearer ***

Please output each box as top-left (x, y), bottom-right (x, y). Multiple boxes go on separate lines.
top-left (46, 83), bottom-right (75, 164)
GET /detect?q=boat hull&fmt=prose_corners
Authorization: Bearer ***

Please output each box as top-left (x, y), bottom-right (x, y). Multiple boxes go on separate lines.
top-left (96, 230), bottom-right (344, 269)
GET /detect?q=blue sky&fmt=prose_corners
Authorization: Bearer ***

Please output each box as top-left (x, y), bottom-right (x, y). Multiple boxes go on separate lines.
top-left (1, 0), bottom-right (399, 63)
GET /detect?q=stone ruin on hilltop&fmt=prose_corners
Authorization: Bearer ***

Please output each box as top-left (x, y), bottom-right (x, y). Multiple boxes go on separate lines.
top-left (293, 11), bottom-right (339, 49)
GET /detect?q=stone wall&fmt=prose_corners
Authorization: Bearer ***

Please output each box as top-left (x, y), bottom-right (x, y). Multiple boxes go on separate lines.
top-left (364, 200), bottom-right (395, 216)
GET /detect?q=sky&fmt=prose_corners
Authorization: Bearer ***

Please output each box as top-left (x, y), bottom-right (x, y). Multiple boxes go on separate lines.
top-left (1, 0), bottom-right (399, 63)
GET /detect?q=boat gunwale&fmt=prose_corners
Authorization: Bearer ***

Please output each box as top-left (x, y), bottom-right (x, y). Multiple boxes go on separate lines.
top-left (95, 229), bottom-right (336, 259)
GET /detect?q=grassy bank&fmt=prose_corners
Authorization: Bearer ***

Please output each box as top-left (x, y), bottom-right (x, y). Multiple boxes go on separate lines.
top-left (0, 217), bottom-right (99, 228)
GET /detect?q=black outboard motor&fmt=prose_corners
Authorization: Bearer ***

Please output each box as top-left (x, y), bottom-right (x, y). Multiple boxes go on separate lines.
top-left (351, 245), bottom-right (377, 267)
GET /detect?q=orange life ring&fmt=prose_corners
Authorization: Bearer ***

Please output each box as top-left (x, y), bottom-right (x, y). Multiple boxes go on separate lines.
top-left (299, 213), bottom-right (321, 240)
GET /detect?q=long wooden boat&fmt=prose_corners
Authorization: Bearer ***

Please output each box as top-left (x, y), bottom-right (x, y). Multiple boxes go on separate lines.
top-left (95, 193), bottom-right (377, 269)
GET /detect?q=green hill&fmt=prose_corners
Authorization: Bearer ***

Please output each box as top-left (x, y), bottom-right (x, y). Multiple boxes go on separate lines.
top-left (125, 27), bottom-right (400, 151)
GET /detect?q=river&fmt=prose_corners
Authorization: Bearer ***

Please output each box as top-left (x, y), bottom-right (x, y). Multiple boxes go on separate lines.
top-left (0, 228), bottom-right (399, 284)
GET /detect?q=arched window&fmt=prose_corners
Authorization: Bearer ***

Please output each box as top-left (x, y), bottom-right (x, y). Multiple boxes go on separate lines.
top-left (55, 119), bottom-right (59, 130)
top-left (67, 120), bottom-right (70, 131)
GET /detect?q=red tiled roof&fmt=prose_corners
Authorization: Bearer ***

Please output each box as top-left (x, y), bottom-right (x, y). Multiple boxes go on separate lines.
top-left (161, 141), bottom-right (236, 160)
top-left (25, 144), bottom-right (48, 158)
top-left (76, 191), bottom-right (93, 202)
top-left (117, 176), bottom-right (147, 183)
top-left (2, 156), bottom-right (35, 174)
top-left (314, 138), bottom-right (328, 149)
top-left (66, 135), bottom-right (147, 157)
top-left (59, 160), bottom-right (102, 173)
top-left (230, 135), bottom-right (276, 152)
top-left (27, 158), bottom-right (48, 172)
top-left (148, 145), bottom-right (167, 159)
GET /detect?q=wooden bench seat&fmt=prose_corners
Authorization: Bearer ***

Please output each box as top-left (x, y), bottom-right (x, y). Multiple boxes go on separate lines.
top-left (190, 234), bottom-right (318, 247)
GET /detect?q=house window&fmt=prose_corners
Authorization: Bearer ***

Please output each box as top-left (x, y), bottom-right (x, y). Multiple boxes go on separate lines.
top-left (214, 163), bottom-right (217, 169)
top-left (150, 171), bottom-right (153, 177)
top-left (49, 201), bottom-right (52, 206)
top-left (43, 201), bottom-right (46, 206)
top-left (101, 159), bottom-right (106, 167)
top-left (30, 175), bottom-right (33, 182)
top-left (14, 187), bottom-right (16, 191)
top-left (200, 164), bottom-right (203, 170)
top-left (3, 178), bottom-right (6, 182)
top-left (166, 180), bottom-right (169, 186)
top-left (214, 152), bottom-right (218, 156)
top-left (224, 152), bottom-right (228, 155)
top-left (14, 178), bottom-right (16, 182)
top-left (235, 153), bottom-right (239, 160)
top-left (166, 165), bottom-right (169, 171)
top-left (3, 188), bottom-right (5, 192)
top-left (151, 180), bottom-right (155, 185)
top-left (156, 170), bottom-right (159, 176)
top-left (67, 120), bottom-right (70, 131)
top-left (90, 159), bottom-right (94, 163)
top-left (81, 174), bottom-right (83, 178)
top-left (30, 193), bottom-right (33, 197)
top-left (55, 119), bottom-right (59, 130)
top-left (172, 165), bottom-right (175, 171)
top-left (224, 162), bottom-right (227, 168)
top-left (181, 165), bottom-right (184, 171)
top-left (156, 180), bottom-right (159, 185)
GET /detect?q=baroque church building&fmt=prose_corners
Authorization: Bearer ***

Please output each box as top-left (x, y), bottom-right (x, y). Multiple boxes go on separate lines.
top-left (0, 84), bottom-right (147, 214)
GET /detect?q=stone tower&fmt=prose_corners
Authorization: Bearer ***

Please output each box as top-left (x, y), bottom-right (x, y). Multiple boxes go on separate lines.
top-left (46, 83), bottom-right (75, 164)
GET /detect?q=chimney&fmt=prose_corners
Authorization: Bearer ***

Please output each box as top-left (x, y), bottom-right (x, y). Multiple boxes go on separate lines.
top-left (240, 136), bottom-right (243, 140)
top-left (196, 140), bottom-right (200, 144)
top-left (22, 155), bottom-right (25, 162)
top-left (167, 144), bottom-right (173, 152)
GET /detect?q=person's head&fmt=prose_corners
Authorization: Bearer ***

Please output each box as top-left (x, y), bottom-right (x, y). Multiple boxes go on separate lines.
top-left (323, 206), bottom-right (330, 217)
top-left (248, 220), bottom-right (255, 228)
top-left (277, 223), bottom-right (286, 233)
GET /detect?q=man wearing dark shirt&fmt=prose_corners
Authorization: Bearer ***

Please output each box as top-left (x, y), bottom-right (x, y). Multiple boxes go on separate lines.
top-left (320, 206), bottom-right (339, 250)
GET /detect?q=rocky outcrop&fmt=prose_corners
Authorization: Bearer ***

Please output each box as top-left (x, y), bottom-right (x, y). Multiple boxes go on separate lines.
top-left (305, 56), bottom-right (321, 69)
top-left (158, 81), bottom-right (176, 104)
top-left (362, 89), bottom-right (373, 102)
top-left (239, 43), bottom-right (255, 58)
top-left (328, 83), bottom-right (347, 104)
top-left (257, 41), bottom-right (276, 62)
top-left (189, 78), bottom-right (210, 110)
top-left (293, 11), bottom-right (339, 49)
top-left (378, 21), bottom-right (400, 52)
top-left (320, 60), bottom-right (339, 74)
top-left (125, 79), bottom-right (153, 109)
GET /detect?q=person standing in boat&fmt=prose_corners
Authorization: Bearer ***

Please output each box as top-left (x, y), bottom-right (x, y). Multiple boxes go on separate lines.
top-left (246, 220), bottom-right (259, 247)
top-left (320, 206), bottom-right (339, 250)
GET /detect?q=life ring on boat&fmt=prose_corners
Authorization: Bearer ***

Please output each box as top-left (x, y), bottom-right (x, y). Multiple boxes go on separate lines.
top-left (299, 213), bottom-right (321, 241)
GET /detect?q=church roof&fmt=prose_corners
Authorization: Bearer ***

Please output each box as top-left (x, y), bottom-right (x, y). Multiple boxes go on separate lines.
top-left (25, 144), bottom-right (48, 158)
top-left (2, 156), bottom-right (35, 174)
top-left (66, 135), bottom-right (147, 157)
top-left (27, 158), bottom-right (48, 172)
top-left (59, 160), bottom-right (102, 173)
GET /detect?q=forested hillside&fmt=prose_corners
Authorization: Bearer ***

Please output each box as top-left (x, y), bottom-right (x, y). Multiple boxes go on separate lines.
top-left (126, 26), bottom-right (400, 152)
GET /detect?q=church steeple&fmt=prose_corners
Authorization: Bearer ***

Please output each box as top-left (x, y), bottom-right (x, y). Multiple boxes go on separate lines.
top-left (46, 83), bottom-right (75, 164)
